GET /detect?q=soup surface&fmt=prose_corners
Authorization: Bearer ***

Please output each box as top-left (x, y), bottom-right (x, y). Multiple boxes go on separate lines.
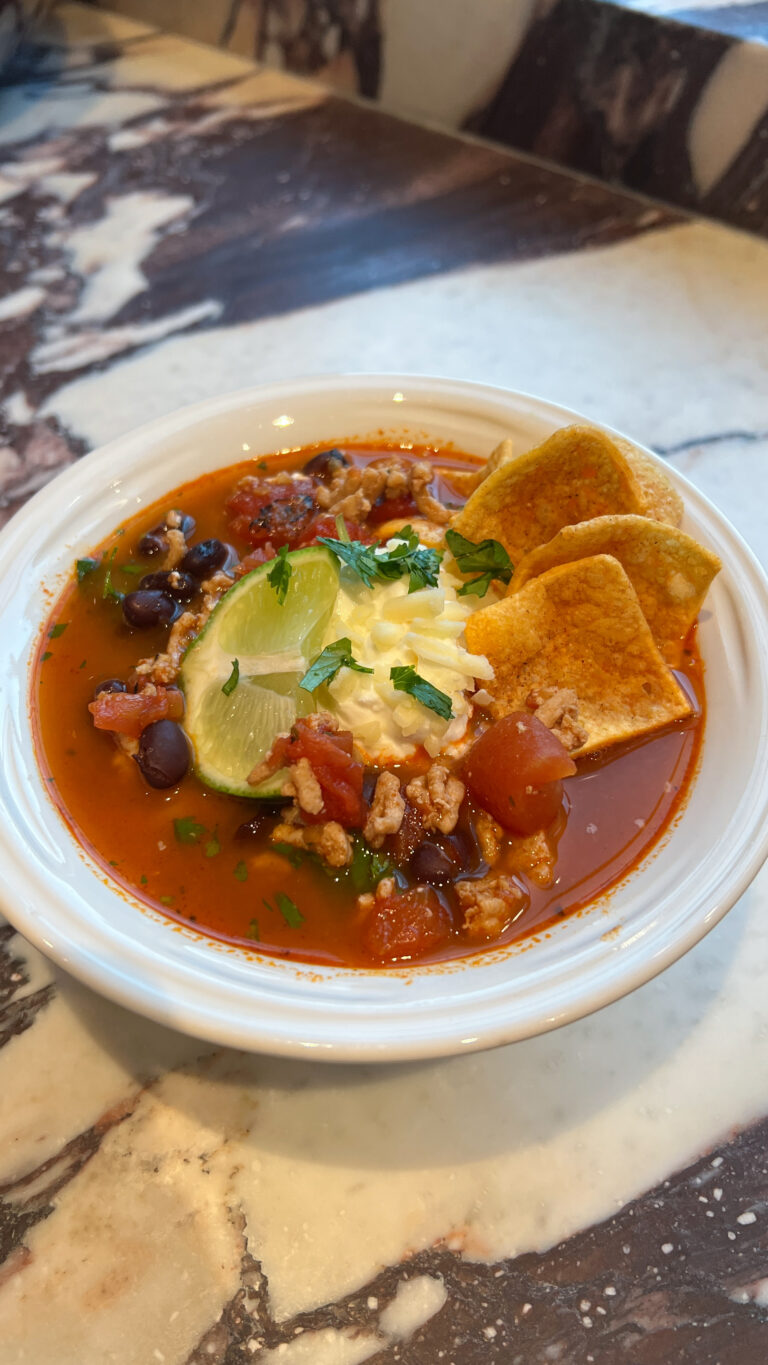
top-left (33, 438), bottom-right (705, 968)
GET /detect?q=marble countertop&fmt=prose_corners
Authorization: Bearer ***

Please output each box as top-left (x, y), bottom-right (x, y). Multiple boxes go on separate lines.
top-left (2, 5), bottom-right (768, 1362)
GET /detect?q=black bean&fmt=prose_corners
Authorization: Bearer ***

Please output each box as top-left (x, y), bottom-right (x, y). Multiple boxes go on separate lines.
top-left (139, 570), bottom-right (197, 602)
top-left (123, 590), bottom-right (178, 629)
top-left (136, 720), bottom-right (189, 788)
top-left (180, 538), bottom-right (230, 580)
top-left (137, 528), bottom-right (168, 558)
top-left (301, 448), bottom-right (348, 480)
top-left (409, 841), bottom-right (457, 886)
top-left (93, 678), bottom-right (126, 698)
top-left (174, 511), bottom-right (196, 538)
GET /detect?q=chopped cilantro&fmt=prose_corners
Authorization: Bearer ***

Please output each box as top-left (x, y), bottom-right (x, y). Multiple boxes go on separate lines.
top-left (264, 892), bottom-right (304, 928)
top-left (221, 658), bottom-right (240, 696)
top-left (299, 637), bottom-right (373, 693)
top-left (234, 860), bottom-right (248, 882)
top-left (445, 529), bottom-right (513, 598)
top-left (267, 544), bottom-right (292, 605)
top-left (318, 527), bottom-right (442, 594)
top-left (272, 841), bottom-right (304, 869)
top-left (76, 557), bottom-right (99, 582)
top-left (350, 840), bottom-right (395, 894)
top-left (173, 816), bottom-right (206, 845)
top-left (48, 622), bottom-right (68, 639)
top-left (205, 829), bottom-right (221, 858)
top-left (41, 651), bottom-right (52, 662)
top-left (390, 664), bottom-right (453, 720)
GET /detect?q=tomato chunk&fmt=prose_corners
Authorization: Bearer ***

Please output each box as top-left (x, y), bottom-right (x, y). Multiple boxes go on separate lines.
top-left (267, 717), bottom-right (365, 828)
top-left (361, 886), bottom-right (452, 963)
top-left (367, 493), bottom-right (419, 526)
top-left (463, 712), bottom-right (576, 835)
top-left (88, 688), bottom-right (184, 739)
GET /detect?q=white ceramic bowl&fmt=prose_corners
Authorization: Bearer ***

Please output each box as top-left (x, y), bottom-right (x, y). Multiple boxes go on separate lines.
top-left (1, 375), bottom-right (768, 1061)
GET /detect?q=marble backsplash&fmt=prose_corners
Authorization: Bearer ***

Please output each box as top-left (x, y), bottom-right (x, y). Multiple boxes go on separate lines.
top-left (67, 0), bottom-right (768, 237)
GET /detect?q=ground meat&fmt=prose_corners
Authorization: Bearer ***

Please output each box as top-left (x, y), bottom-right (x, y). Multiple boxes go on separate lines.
top-left (527, 687), bottom-right (588, 752)
top-left (356, 876), bottom-right (397, 912)
top-left (363, 772), bottom-right (406, 849)
top-left (161, 527), bottom-right (189, 571)
top-left (282, 757), bottom-right (324, 816)
top-left (270, 817), bottom-right (353, 868)
top-left (507, 831), bottom-right (556, 888)
top-left (456, 874), bottom-right (527, 942)
top-left (474, 809), bottom-right (504, 865)
top-left (410, 461), bottom-right (451, 525)
top-left (405, 764), bottom-right (465, 834)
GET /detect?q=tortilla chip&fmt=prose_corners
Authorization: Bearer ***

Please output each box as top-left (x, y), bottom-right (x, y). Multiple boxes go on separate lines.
top-left (452, 426), bottom-right (650, 563)
top-left (613, 437), bottom-right (683, 528)
top-left (509, 515), bottom-right (720, 666)
top-left (465, 555), bottom-right (692, 755)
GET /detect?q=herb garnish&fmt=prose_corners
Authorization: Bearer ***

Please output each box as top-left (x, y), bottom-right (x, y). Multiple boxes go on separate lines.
top-left (174, 816), bottom-right (207, 845)
top-left (76, 557), bottom-right (99, 582)
top-left (390, 664), bottom-right (454, 720)
top-left (299, 637), bottom-right (373, 693)
top-left (445, 529), bottom-right (513, 598)
top-left (350, 841), bottom-right (395, 894)
top-left (267, 544), bottom-right (292, 604)
top-left (48, 622), bottom-right (68, 639)
top-left (222, 659), bottom-right (240, 696)
top-left (102, 547), bottom-right (124, 603)
top-left (318, 526), bottom-right (442, 594)
top-left (264, 891), bottom-right (304, 928)
top-left (234, 860), bottom-right (248, 882)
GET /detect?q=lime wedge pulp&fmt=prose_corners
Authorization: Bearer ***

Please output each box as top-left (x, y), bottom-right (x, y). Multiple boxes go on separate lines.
top-left (179, 546), bottom-right (339, 797)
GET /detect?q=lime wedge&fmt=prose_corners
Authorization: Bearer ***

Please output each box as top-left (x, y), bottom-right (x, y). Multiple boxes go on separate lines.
top-left (179, 546), bottom-right (339, 797)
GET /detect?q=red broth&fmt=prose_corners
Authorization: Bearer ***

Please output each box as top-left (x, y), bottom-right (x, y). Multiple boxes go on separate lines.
top-left (33, 442), bottom-right (704, 967)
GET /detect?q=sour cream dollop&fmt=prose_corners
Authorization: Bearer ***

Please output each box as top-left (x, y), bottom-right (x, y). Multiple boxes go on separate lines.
top-left (324, 547), bottom-right (494, 762)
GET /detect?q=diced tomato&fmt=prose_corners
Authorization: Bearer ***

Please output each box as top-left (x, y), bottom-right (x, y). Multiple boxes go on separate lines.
top-left (268, 717), bottom-right (365, 828)
top-left (361, 886), bottom-right (452, 963)
top-left (463, 712), bottom-right (576, 835)
top-left (226, 476), bottom-right (317, 550)
top-left (367, 493), bottom-right (419, 526)
top-left (88, 688), bottom-right (184, 739)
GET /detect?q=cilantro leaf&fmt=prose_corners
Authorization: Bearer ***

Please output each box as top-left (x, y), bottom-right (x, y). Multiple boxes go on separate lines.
top-left (267, 545), bottom-right (292, 605)
top-left (390, 664), bottom-right (453, 720)
top-left (350, 840), bottom-right (395, 894)
top-left (76, 557), bottom-right (99, 582)
top-left (222, 659), bottom-right (240, 696)
top-left (48, 622), bottom-right (68, 639)
top-left (319, 529), bottom-right (442, 594)
top-left (317, 535), bottom-right (381, 587)
top-left (299, 637), bottom-right (373, 693)
top-left (174, 816), bottom-right (206, 845)
top-left (264, 892), bottom-right (304, 928)
top-left (234, 860), bottom-right (248, 882)
top-left (445, 529), bottom-right (513, 598)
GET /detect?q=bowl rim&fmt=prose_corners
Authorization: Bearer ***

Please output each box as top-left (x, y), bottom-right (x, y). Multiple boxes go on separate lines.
top-left (3, 371), bottom-right (768, 1061)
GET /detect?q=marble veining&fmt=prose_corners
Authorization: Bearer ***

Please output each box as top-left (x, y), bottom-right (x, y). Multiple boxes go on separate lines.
top-left (1, 8), bottom-right (768, 1362)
